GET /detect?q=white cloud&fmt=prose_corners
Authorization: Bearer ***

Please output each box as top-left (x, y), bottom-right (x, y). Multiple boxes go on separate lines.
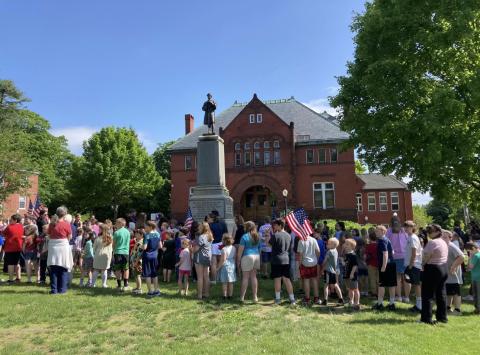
top-left (51, 126), bottom-right (157, 155)
top-left (304, 98), bottom-right (337, 116)
top-left (51, 126), bottom-right (98, 155)
top-left (412, 191), bottom-right (432, 206)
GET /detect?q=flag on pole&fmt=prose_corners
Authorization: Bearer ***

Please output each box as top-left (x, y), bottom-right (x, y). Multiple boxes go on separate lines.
top-left (285, 208), bottom-right (313, 240)
top-left (28, 199), bottom-right (35, 217)
top-left (184, 208), bottom-right (194, 230)
top-left (33, 196), bottom-right (42, 219)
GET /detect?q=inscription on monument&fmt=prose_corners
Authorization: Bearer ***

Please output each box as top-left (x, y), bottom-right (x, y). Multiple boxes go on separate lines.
top-left (190, 200), bottom-right (225, 219)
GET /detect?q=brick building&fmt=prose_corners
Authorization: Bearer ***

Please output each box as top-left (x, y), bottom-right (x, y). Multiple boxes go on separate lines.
top-left (0, 174), bottom-right (39, 219)
top-left (168, 94), bottom-right (413, 225)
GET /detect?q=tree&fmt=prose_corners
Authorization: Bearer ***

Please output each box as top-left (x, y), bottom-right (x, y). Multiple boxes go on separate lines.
top-left (70, 127), bottom-right (160, 219)
top-left (412, 204), bottom-right (433, 228)
top-left (151, 140), bottom-right (176, 214)
top-left (331, 1), bottom-right (480, 206)
top-left (355, 159), bottom-right (366, 174)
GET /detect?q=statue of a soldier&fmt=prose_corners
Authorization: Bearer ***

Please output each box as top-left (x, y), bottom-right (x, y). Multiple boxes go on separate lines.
top-left (202, 93), bottom-right (216, 135)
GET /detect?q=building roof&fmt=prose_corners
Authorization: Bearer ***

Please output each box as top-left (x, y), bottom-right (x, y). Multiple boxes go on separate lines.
top-left (169, 97), bottom-right (349, 151)
top-left (357, 174), bottom-right (409, 190)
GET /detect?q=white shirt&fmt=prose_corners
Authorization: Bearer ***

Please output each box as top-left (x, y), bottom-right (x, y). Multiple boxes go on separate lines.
top-left (404, 233), bottom-right (422, 269)
top-left (297, 236), bottom-right (319, 267)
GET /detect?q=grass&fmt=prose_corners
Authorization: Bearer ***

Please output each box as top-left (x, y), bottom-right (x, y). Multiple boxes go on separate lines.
top-left (0, 274), bottom-right (479, 354)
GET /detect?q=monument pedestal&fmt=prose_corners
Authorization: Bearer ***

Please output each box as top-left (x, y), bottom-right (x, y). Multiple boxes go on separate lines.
top-left (189, 135), bottom-right (235, 233)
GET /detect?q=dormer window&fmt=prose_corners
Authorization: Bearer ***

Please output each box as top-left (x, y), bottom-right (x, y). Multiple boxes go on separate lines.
top-left (256, 114), bottom-right (263, 123)
top-left (249, 114), bottom-right (255, 124)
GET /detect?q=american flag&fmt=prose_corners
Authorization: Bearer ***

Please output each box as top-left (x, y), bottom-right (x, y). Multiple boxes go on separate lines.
top-left (184, 207), bottom-right (194, 230)
top-left (28, 199), bottom-right (35, 217)
top-left (286, 208), bottom-right (313, 240)
top-left (33, 197), bottom-right (42, 218)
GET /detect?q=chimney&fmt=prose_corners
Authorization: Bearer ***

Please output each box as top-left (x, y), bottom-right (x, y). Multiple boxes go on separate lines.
top-left (185, 114), bottom-right (194, 135)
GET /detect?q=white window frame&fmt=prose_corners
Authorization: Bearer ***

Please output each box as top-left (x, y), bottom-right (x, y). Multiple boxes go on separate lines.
top-left (235, 152), bottom-right (241, 167)
top-left (318, 148), bottom-right (326, 164)
top-left (234, 142), bottom-right (241, 151)
top-left (254, 151), bottom-right (261, 166)
top-left (264, 151), bottom-right (271, 166)
top-left (306, 149), bottom-right (314, 164)
top-left (391, 192), bottom-right (399, 211)
top-left (273, 150), bottom-right (281, 165)
top-left (330, 148), bottom-right (338, 163)
top-left (244, 142), bottom-right (250, 150)
top-left (184, 155), bottom-right (193, 171)
top-left (19, 196), bottom-right (27, 210)
top-left (264, 141), bottom-right (271, 149)
top-left (256, 113), bottom-right (263, 123)
top-left (356, 193), bottom-right (363, 212)
top-left (379, 192), bottom-right (388, 211)
top-left (249, 114), bottom-right (255, 124)
top-left (254, 141), bottom-right (260, 150)
top-left (313, 182), bottom-right (335, 209)
top-left (244, 151), bottom-right (251, 166)
top-left (368, 192), bottom-right (376, 211)
top-left (273, 140), bottom-right (280, 149)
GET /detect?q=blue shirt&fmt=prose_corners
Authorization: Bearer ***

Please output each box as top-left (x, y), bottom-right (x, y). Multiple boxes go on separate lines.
top-left (377, 236), bottom-right (393, 268)
top-left (144, 231), bottom-right (161, 260)
top-left (240, 233), bottom-right (261, 256)
top-left (317, 239), bottom-right (326, 264)
top-left (210, 221), bottom-right (228, 243)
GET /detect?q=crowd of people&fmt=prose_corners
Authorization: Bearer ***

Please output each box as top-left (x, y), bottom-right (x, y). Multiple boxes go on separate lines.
top-left (1, 206), bottom-right (480, 325)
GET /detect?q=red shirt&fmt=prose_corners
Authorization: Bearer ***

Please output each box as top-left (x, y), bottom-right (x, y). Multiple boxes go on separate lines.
top-left (48, 221), bottom-right (72, 239)
top-left (4, 223), bottom-right (24, 253)
top-left (365, 242), bottom-right (378, 268)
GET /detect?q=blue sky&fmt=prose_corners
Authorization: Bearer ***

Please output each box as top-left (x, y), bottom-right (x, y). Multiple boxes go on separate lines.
top-left (0, 0), bottom-right (430, 204)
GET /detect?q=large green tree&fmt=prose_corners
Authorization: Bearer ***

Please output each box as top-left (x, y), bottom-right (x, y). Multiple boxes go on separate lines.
top-left (70, 127), bottom-right (161, 219)
top-left (150, 140), bottom-right (176, 214)
top-left (331, 1), bottom-right (480, 205)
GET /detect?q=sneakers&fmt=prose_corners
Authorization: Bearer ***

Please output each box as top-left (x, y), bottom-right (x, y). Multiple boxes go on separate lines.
top-left (372, 303), bottom-right (384, 311)
top-left (409, 306), bottom-right (421, 313)
top-left (336, 299), bottom-right (344, 306)
top-left (132, 288), bottom-right (143, 294)
top-left (353, 305), bottom-right (361, 311)
top-left (451, 309), bottom-right (462, 316)
top-left (274, 298), bottom-right (281, 305)
top-left (314, 297), bottom-right (321, 305)
top-left (463, 295), bottom-right (474, 301)
top-left (121, 286), bottom-right (131, 292)
top-left (321, 300), bottom-right (328, 306)
top-left (386, 303), bottom-right (396, 311)
top-left (402, 297), bottom-right (410, 304)
top-left (302, 298), bottom-right (311, 306)
top-left (147, 290), bottom-right (160, 298)
top-left (395, 296), bottom-right (402, 303)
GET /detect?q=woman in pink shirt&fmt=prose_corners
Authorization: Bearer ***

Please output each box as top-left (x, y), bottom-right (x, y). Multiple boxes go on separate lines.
top-left (387, 216), bottom-right (410, 302)
top-left (420, 224), bottom-right (449, 324)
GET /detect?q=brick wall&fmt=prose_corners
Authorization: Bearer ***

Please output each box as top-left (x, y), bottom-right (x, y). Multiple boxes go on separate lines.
top-left (1, 174), bottom-right (39, 219)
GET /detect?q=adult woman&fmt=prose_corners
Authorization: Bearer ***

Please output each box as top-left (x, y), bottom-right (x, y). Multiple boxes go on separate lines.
top-left (387, 216), bottom-right (410, 303)
top-left (237, 221), bottom-right (261, 303)
top-left (47, 207), bottom-right (73, 294)
top-left (192, 222), bottom-right (213, 300)
top-left (92, 224), bottom-right (113, 288)
top-left (420, 224), bottom-right (449, 324)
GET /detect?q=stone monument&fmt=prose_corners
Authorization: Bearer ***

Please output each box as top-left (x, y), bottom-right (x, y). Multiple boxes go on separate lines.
top-left (189, 94), bottom-right (235, 233)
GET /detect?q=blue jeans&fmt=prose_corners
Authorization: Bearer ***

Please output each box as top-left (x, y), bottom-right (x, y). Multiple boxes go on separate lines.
top-left (49, 265), bottom-right (69, 294)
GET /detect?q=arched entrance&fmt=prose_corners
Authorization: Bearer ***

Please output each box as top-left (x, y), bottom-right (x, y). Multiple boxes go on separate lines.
top-left (240, 186), bottom-right (276, 222)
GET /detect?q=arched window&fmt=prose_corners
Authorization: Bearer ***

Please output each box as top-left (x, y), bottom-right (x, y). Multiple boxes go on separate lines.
top-left (273, 140), bottom-right (280, 148)
top-left (254, 141), bottom-right (260, 150)
top-left (234, 142), bottom-right (241, 151)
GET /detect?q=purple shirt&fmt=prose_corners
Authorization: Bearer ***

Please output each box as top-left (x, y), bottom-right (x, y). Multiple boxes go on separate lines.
top-left (386, 228), bottom-right (408, 260)
top-left (423, 238), bottom-right (448, 265)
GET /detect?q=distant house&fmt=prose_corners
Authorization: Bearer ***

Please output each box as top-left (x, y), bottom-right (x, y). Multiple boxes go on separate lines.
top-left (0, 174), bottom-right (39, 219)
top-left (168, 94), bottom-right (412, 225)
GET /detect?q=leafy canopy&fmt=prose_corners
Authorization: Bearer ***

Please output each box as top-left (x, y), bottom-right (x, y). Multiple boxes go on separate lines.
top-left (331, 1), bottom-right (480, 204)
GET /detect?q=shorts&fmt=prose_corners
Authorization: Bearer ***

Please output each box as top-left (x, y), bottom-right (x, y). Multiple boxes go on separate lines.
top-left (72, 250), bottom-right (83, 265)
top-left (446, 283), bottom-right (461, 296)
top-left (211, 243), bottom-right (222, 256)
top-left (83, 257), bottom-right (94, 270)
top-left (271, 264), bottom-right (290, 279)
top-left (24, 251), bottom-right (37, 261)
top-left (299, 265), bottom-right (318, 279)
top-left (113, 254), bottom-right (129, 271)
top-left (241, 254), bottom-right (260, 272)
top-left (393, 259), bottom-right (406, 274)
top-left (405, 266), bottom-right (422, 285)
top-left (261, 251), bottom-right (272, 263)
top-left (345, 279), bottom-right (359, 290)
top-left (142, 257), bottom-right (158, 278)
top-left (179, 270), bottom-right (191, 278)
top-left (379, 262), bottom-right (397, 288)
top-left (358, 268), bottom-right (368, 277)
top-left (162, 255), bottom-right (176, 270)
top-left (325, 271), bottom-right (338, 285)
top-left (4, 252), bottom-right (21, 266)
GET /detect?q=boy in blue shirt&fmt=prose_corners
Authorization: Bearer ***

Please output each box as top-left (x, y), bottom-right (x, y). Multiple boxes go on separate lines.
top-left (143, 221), bottom-right (162, 298)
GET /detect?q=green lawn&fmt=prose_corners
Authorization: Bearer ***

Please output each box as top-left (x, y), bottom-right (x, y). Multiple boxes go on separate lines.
top-left (0, 276), bottom-right (479, 354)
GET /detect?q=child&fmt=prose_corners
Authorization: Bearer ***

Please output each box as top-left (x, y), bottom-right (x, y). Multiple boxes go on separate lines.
top-left (322, 238), bottom-right (344, 306)
top-left (71, 226), bottom-right (84, 284)
top-left (162, 231), bottom-right (176, 283)
top-left (446, 238), bottom-right (464, 315)
top-left (37, 224), bottom-right (49, 285)
top-left (143, 221), bottom-right (162, 297)
top-left (217, 234), bottom-right (237, 299)
top-left (365, 228), bottom-right (378, 297)
top-left (465, 242), bottom-right (480, 314)
top-left (131, 230), bottom-right (145, 294)
top-left (344, 239), bottom-right (360, 310)
top-left (23, 225), bottom-right (38, 283)
top-left (92, 224), bottom-right (113, 288)
top-left (259, 217), bottom-right (272, 279)
top-left (81, 232), bottom-right (94, 287)
top-left (176, 238), bottom-right (192, 296)
top-left (297, 234), bottom-right (320, 305)
top-left (403, 221), bottom-right (423, 312)
top-left (356, 237), bottom-right (368, 297)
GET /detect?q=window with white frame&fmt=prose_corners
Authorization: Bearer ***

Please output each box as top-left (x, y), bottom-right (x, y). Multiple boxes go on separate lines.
top-left (368, 192), bottom-right (376, 211)
top-left (313, 183), bottom-right (335, 209)
top-left (330, 148), bottom-right (338, 163)
top-left (244, 142), bottom-right (250, 150)
top-left (379, 192), bottom-right (388, 211)
top-left (185, 155), bottom-right (193, 171)
top-left (19, 196), bottom-right (26, 209)
top-left (244, 151), bottom-right (251, 166)
top-left (273, 140), bottom-right (280, 148)
top-left (391, 192), bottom-right (399, 211)
top-left (273, 150), bottom-right (281, 165)
top-left (356, 193), bottom-right (363, 212)
top-left (306, 149), bottom-right (314, 164)
top-left (235, 152), bottom-right (241, 167)
top-left (256, 113), bottom-right (263, 123)
top-left (235, 142), bottom-right (241, 151)
top-left (264, 141), bottom-right (270, 149)
top-left (249, 114), bottom-right (255, 123)
top-left (318, 148), bottom-right (326, 164)
top-left (254, 141), bottom-right (260, 150)
top-left (254, 151), bottom-right (261, 166)
top-left (264, 151), bottom-right (271, 166)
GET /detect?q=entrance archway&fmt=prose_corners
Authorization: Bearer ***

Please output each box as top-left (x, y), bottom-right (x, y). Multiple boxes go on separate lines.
top-left (240, 186), bottom-right (276, 223)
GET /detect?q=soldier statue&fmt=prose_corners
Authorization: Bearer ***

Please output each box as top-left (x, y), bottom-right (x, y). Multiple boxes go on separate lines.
top-left (202, 93), bottom-right (217, 135)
